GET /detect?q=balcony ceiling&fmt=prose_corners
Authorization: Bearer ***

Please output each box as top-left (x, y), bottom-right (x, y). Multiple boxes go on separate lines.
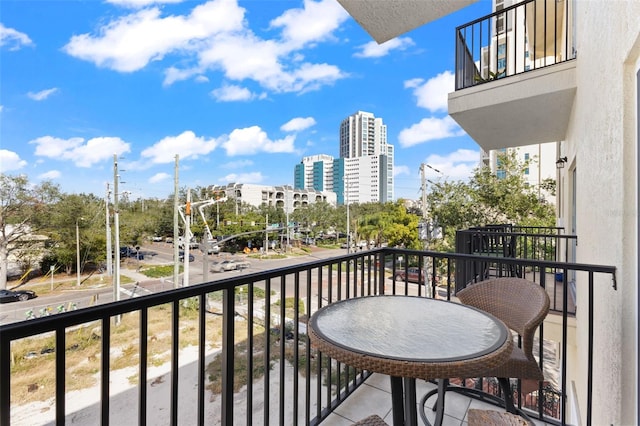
top-left (448, 60), bottom-right (577, 151)
top-left (337, 0), bottom-right (478, 43)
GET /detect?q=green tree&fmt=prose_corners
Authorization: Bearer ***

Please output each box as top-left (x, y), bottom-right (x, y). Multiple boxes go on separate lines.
top-left (43, 193), bottom-right (104, 275)
top-left (427, 151), bottom-right (555, 250)
top-left (0, 174), bottom-right (61, 288)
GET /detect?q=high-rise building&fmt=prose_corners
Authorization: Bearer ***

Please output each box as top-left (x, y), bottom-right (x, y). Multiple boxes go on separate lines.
top-left (339, 111), bottom-right (394, 203)
top-left (293, 111), bottom-right (394, 205)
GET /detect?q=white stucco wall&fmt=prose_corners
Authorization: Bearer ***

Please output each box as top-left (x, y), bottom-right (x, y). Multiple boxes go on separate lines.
top-left (560, 2), bottom-right (639, 424)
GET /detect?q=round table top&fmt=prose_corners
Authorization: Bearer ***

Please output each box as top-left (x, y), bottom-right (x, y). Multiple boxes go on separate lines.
top-left (309, 295), bottom-right (513, 380)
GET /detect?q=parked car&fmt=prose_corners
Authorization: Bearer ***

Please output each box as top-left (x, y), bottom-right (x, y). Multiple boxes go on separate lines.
top-left (210, 260), bottom-right (237, 272)
top-left (393, 267), bottom-right (426, 284)
top-left (235, 260), bottom-right (250, 270)
top-left (0, 289), bottom-right (37, 303)
top-left (152, 236), bottom-right (163, 242)
top-left (178, 251), bottom-right (195, 262)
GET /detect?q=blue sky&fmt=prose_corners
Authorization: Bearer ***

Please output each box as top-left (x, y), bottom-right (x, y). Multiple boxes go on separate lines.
top-left (1, 0), bottom-right (491, 201)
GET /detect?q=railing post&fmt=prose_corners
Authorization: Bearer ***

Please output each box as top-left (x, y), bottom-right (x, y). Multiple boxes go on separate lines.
top-left (0, 335), bottom-right (10, 426)
top-left (221, 288), bottom-right (235, 425)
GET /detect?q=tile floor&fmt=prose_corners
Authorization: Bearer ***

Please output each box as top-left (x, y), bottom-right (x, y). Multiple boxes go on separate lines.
top-left (319, 373), bottom-right (549, 426)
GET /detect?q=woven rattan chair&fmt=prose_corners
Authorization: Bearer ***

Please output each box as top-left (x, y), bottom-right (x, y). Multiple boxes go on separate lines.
top-left (467, 408), bottom-right (531, 426)
top-left (420, 277), bottom-right (549, 422)
top-left (353, 414), bottom-right (389, 425)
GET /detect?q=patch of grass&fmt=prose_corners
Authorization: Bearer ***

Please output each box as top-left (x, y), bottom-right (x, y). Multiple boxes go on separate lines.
top-left (17, 274), bottom-right (134, 296)
top-left (141, 265), bottom-right (181, 278)
top-left (9, 303), bottom-right (224, 405)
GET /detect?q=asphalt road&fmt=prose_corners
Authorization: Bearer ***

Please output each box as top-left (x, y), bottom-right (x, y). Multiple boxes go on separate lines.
top-left (0, 244), bottom-right (353, 325)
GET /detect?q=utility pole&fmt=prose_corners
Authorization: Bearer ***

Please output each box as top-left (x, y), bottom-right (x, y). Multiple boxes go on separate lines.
top-left (76, 218), bottom-right (81, 287)
top-left (345, 176), bottom-right (350, 254)
top-left (113, 155), bottom-right (121, 323)
top-left (173, 155), bottom-right (180, 288)
top-left (420, 164), bottom-right (428, 219)
top-left (285, 188), bottom-right (290, 252)
top-left (183, 189), bottom-right (191, 287)
top-left (264, 213), bottom-right (269, 255)
top-left (105, 183), bottom-right (112, 276)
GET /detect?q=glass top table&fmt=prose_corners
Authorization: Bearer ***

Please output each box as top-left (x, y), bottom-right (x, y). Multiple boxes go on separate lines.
top-left (308, 295), bottom-right (513, 426)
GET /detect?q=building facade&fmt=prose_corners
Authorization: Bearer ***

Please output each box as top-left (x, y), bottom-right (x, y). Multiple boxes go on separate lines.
top-left (293, 154), bottom-right (335, 192)
top-left (208, 183), bottom-right (336, 213)
top-left (340, 0), bottom-right (639, 424)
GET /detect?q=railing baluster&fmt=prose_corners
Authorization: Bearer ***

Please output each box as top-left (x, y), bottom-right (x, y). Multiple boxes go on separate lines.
top-left (197, 295), bottom-right (205, 426)
top-left (171, 300), bottom-right (179, 426)
top-left (55, 327), bottom-right (65, 424)
top-left (279, 274), bottom-right (286, 426)
top-left (101, 317), bottom-right (110, 426)
top-left (139, 307), bottom-right (148, 425)
top-left (263, 279), bottom-right (271, 426)
top-left (247, 284), bottom-right (254, 426)
top-left (222, 288), bottom-right (235, 426)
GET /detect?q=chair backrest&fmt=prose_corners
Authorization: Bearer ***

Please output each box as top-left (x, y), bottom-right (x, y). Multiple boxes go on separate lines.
top-left (456, 277), bottom-right (550, 361)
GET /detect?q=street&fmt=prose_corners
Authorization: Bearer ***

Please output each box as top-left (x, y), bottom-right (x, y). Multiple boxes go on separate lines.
top-left (0, 245), bottom-right (357, 325)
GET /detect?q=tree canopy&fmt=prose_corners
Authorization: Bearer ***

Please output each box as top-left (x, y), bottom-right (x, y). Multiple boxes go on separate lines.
top-left (426, 151), bottom-right (555, 251)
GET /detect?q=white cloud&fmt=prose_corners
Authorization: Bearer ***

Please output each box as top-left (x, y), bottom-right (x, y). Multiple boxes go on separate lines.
top-left (64, 0), bottom-right (348, 94)
top-left (149, 172), bottom-right (171, 183)
top-left (404, 70), bottom-right (454, 112)
top-left (210, 84), bottom-right (255, 102)
top-left (0, 105), bottom-right (3, 112)
top-left (220, 172), bottom-right (264, 183)
top-left (194, 75), bottom-right (209, 83)
top-left (354, 37), bottom-right (414, 58)
top-left (163, 66), bottom-right (199, 86)
top-left (27, 88), bottom-right (59, 101)
top-left (38, 170), bottom-right (61, 180)
top-left (106, 0), bottom-right (183, 8)
top-left (140, 130), bottom-right (218, 164)
top-left (64, 1), bottom-right (245, 72)
top-left (423, 149), bottom-right (480, 181)
top-left (393, 165), bottom-right (410, 177)
top-left (222, 159), bottom-right (253, 169)
top-left (29, 136), bottom-right (131, 167)
top-left (0, 150), bottom-right (28, 171)
top-left (281, 117), bottom-right (316, 132)
top-left (398, 116), bottom-right (465, 147)
top-left (221, 126), bottom-right (296, 156)
top-left (0, 24), bottom-right (33, 50)
top-left (269, 0), bottom-right (349, 50)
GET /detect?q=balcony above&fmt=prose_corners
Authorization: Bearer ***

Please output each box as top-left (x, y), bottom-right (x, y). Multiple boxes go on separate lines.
top-left (337, 0), bottom-right (478, 43)
top-left (448, 0), bottom-right (576, 151)
top-left (449, 60), bottom-right (576, 151)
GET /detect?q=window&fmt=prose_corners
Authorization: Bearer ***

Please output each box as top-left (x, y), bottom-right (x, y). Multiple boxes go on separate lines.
top-left (498, 44), bottom-right (506, 56)
top-left (498, 58), bottom-right (506, 70)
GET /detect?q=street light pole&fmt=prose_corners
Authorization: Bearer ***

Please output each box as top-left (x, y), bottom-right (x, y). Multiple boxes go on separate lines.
top-left (76, 217), bottom-right (82, 287)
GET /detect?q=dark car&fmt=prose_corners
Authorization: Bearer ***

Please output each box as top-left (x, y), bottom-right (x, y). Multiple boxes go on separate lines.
top-left (393, 267), bottom-right (426, 284)
top-left (120, 246), bottom-right (144, 260)
top-left (0, 289), bottom-right (37, 303)
top-left (178, 251), bottom-right (195, 262)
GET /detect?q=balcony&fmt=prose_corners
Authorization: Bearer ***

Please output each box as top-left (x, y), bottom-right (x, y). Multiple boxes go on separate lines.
top-left (0, 247), bottom-right (614, 425)
top-left (448, 0), bottom-right (576, 151)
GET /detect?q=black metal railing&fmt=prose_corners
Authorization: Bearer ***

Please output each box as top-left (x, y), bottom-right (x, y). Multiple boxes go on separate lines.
top-left (455, 225), bottom-right (577, 314)
top-left (0, 248), bottom-right (615, 426)
top-left (455, 0), bottom-right (576, 90)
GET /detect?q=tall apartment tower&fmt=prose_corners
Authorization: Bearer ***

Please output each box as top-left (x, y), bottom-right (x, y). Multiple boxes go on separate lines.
top-left (338, 111), bottom-right (394, 204)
